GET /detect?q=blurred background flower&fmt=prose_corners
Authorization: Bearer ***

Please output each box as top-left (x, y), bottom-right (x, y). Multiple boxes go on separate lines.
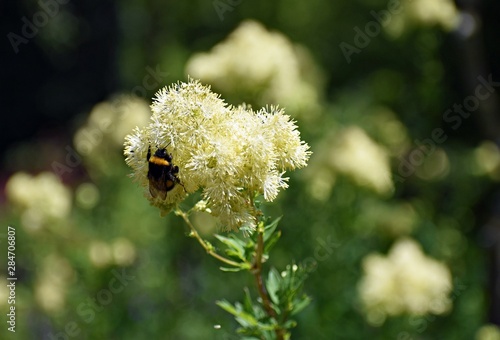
top-left (328, 126), bottom-right (393, 195)
top-left (6, 172), bottom-right (72, 232)
top-left (385, 0), bottom-right (460, 36)
top-left (74, 95), bottom-right (151, 176)
top-left (35, 254), bottom-right (75, 314)
top-left (186, 20), bottom-right (322, 119)
top-left (476, 324), bottom-right (500, 340)
top-left (358, 238), bottom-right (452, 325)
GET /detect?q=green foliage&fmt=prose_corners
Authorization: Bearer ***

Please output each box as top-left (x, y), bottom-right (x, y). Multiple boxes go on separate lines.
top-left (212, 218), bottom-right (310, 338)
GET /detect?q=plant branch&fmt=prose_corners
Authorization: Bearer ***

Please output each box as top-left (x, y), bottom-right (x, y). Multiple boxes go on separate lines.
top-left (176, 208), bottom-right (241, 268)
top-left (252, 223), bottom-right (285, 340)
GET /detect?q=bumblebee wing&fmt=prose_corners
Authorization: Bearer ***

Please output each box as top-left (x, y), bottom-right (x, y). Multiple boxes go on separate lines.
top-left (148, 160), bottom-right (172, 200)
top-left (148, 166), bottom-right (168, 200)
top-left (149, 179), bottom-right (167, 200)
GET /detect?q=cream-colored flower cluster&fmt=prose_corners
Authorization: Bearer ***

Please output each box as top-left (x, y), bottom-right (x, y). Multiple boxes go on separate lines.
top-left (74, 95), bottom-right (150, 174)
top-left (6, 172), bottom-right (72, 232)
top-left (35, 254), bottom-right (74, 313)
top-left (186, 20), bottom-right (320, 116)
top-left (330, 126), bottom-right (393, 195)
top-left (88, 238), bottom-right (136, 267)
top-left (124, 79), bottom-right (310, 230)
top-left (358, 238), bottom-right (452, 325)
top-left (386, 0), bottom-right (459, 36)
top-left (474, 141), bottom-right (500, 180)
top-left (476, 324), bottom-right (500, 340)
top-left (409, 0), bottom-right (459, 30)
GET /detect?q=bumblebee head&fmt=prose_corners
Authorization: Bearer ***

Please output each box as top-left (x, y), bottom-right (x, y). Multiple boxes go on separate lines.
top-left (147, 145), bottom-right (170, 159)
top-left (155, 148), bottom-right (169, 159)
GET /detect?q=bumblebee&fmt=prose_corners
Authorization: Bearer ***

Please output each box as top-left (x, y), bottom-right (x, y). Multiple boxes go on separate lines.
top-left (147, 146), bottom-right (180, 200)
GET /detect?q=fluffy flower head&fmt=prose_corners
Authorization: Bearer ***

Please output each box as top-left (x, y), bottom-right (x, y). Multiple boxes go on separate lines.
top-left (385, 0), bottom-right (459, 36)
top-left (329, 126), bottom-right (393, 195)
top-left (124, 79), bottom-right (310, 230)
top-left (186, 20), bottom-right (321, 115)
top-left (6, 172), bottom-right (72, 231)
top-left (358, 238), bottom-right (452, 325)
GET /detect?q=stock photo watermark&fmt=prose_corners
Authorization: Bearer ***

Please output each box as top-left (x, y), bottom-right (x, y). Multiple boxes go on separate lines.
top-left (213, 0), bottom-right (244, 21)
top-left (50, 64), bottom-right (169, 179)
top-left (395, 74), bottom-right (500, 183)
top-left (339, 0), bottom-right (407, 64)
top-left (302, 234), bottom-right (340, 274)
top-left (7, 0), bottom-right (70, 54)
top-left (131, 66), bottom-right (169, 99)
top-left (397, 279), bottom-right (467, 339)
top-left (5, 226), bottom-right (17, 333)
top-left (47, 268), bottom-right (135, 339)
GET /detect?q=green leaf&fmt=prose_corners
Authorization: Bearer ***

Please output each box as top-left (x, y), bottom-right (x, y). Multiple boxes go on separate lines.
top-left (263, 229), bottom-right (281, 255)
top-left (263, 217), bottom-right (282, 243)
top-left (219, 266), bottom-right (245, 272)
top-left (266, 268), bottom-right (281, 305)
top-left (283, 319), bottom-right (298, 329)
top-left (215, 234), bottom-right (246, 260)
top-left (216, 299), bottom-right (238, 315)
top-left (216, 300), bottom-right (259, 327)
top-left (243, 287), bottom-right (254, 313)
top-left (291, 295), bottom-right (312, 315)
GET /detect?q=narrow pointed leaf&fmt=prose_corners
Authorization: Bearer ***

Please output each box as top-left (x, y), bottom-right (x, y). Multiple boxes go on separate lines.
top-left (266, 268), bottom-right (281, 305)
top-left (263, 230), bottom-right (281, 255)
top-left (216, 300), bottom-right (238, 315)
top-left (291, 295), bottom-right (312, 315)
top-left (217, 300), bottom-right (260, 328)
top-left (219, 266), bottom-right (245, 272)
top-left (215, 234), bottom-right (246, 260)
top-left (243, 287), bottom-right (254, 313)
top-left (263, 217), bottom-right (282, 243)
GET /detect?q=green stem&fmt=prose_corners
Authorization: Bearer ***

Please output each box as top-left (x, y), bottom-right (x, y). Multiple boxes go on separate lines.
top-left (176, 209), bottom-right (241, 268)
top-left (252, 223), bottom-right (285, 340)
top-left (178, 201), bottom-right (286, 339)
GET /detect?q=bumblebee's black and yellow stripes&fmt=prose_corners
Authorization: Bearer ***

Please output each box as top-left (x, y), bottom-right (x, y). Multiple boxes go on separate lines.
top-left (147, 147), bottom-right (180, 200)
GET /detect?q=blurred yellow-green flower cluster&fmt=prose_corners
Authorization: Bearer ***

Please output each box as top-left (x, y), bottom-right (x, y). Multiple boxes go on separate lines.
top-left (186, 20), bottom-right (322, 118)
top-left (359, 238), bottom-right (452, 325)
